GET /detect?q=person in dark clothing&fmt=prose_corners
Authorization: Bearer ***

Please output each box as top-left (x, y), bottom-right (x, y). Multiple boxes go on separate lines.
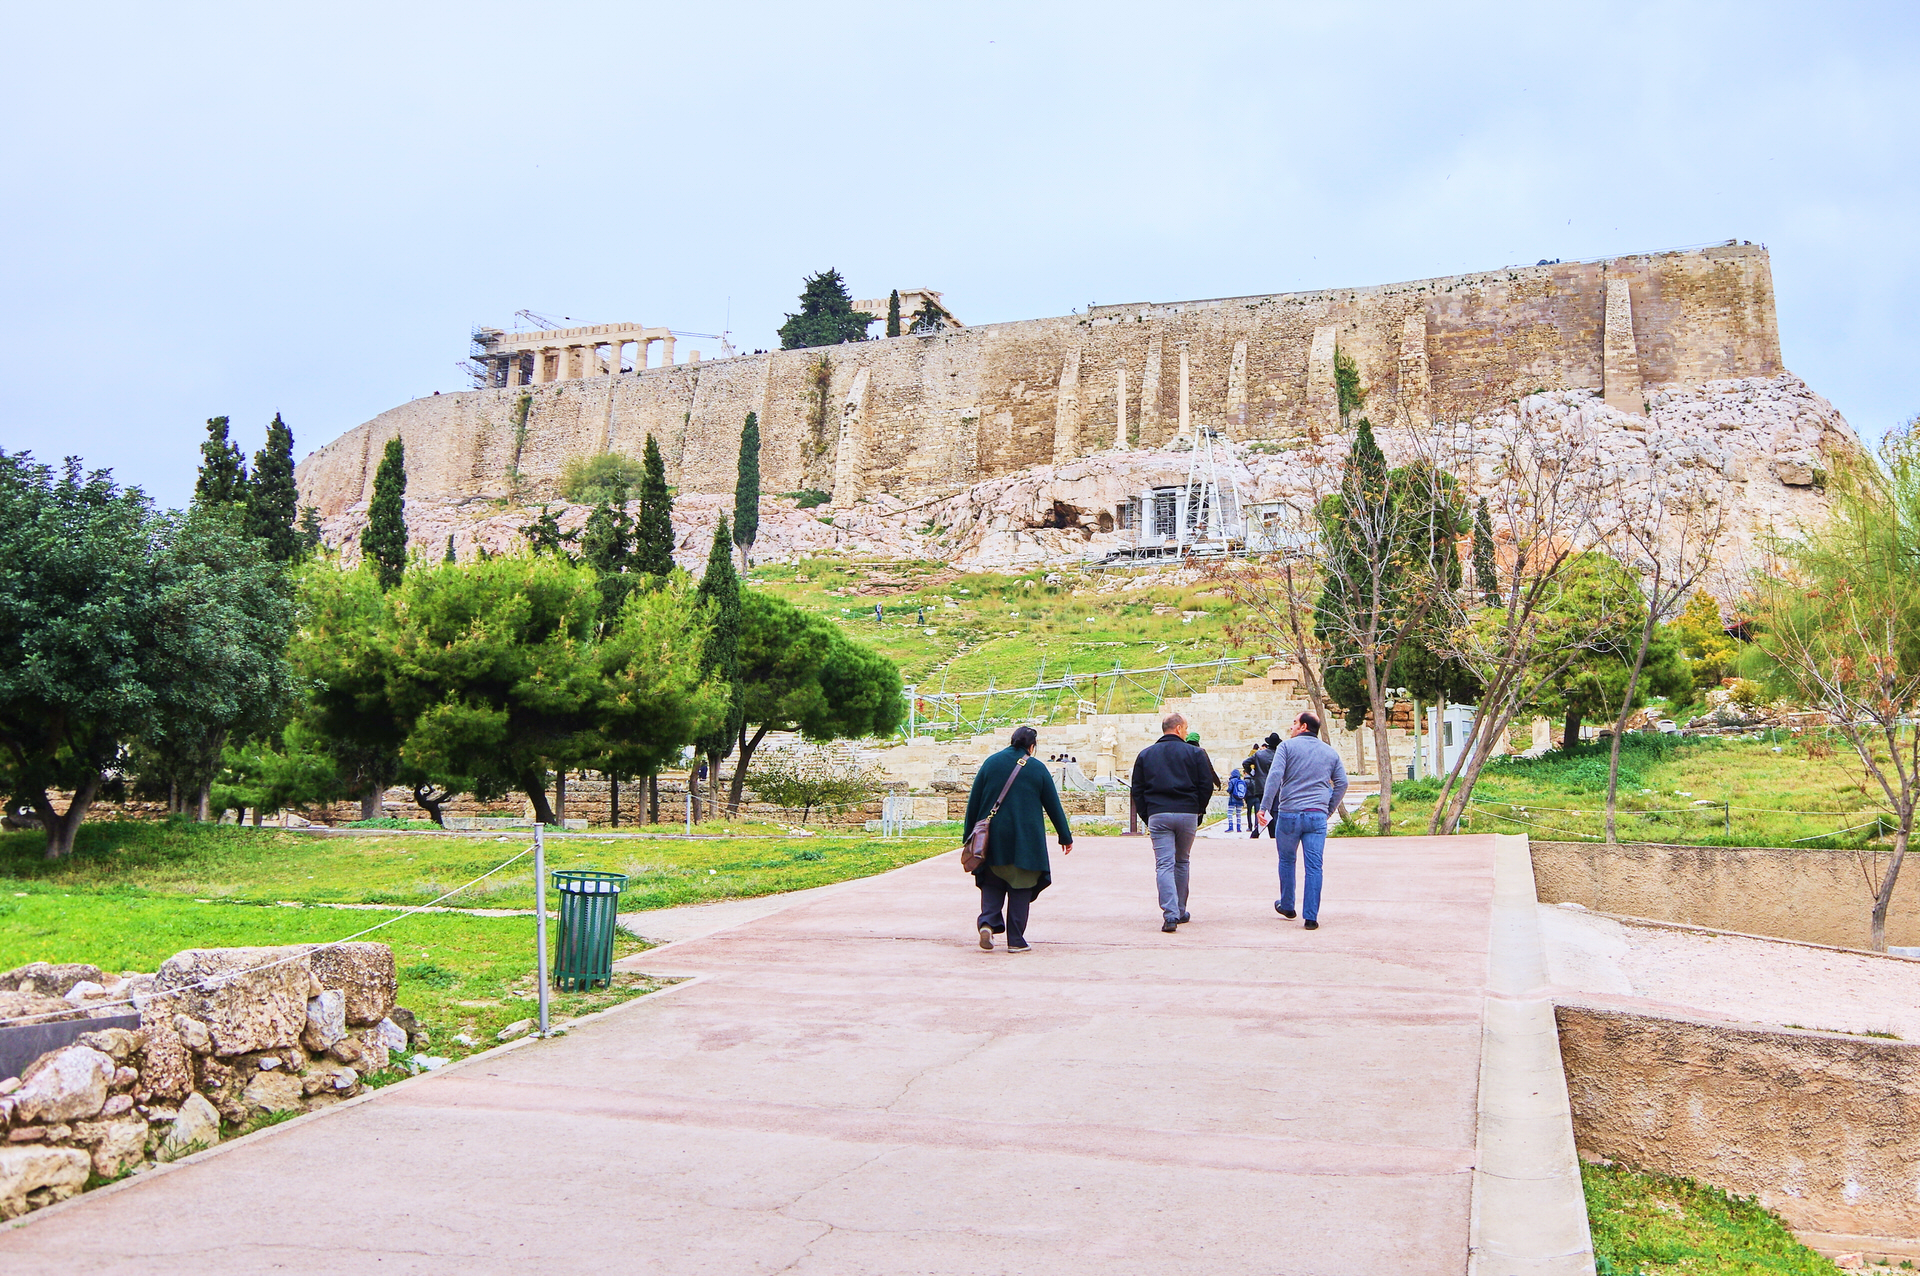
top-left (1242, 734), bottom-right (1277, 839)
top-left (965, 725), bottom-right (1074, 953)
top-left (1128, 712), bottom-right (1219, 931)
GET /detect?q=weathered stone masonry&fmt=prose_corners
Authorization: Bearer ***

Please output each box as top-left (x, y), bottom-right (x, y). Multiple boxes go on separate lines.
top-left (296, 244), bottom-right (1784, 518)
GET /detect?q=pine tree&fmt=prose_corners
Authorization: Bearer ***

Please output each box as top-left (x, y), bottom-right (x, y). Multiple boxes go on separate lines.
top-left (732, 412), bottom-right (760, 571)
top-left (361, 437), bottom-right (409, 590)
top-left (634, 434), bottom-right (675, 578)
top-left (193, 416), bottom-right (249, 508)
top-left (886, 289), bottom-right (902, 338)
top-left (245, 413), bottom-right (301, 561)
top-left (694, 516), bottom-right (746, 814)
top-left (1473, 497), bottom-right (1500, 607)
top-left (298, 506), bottom-right (323, 555)
top-left (777, 268), bottom-right (875, 349)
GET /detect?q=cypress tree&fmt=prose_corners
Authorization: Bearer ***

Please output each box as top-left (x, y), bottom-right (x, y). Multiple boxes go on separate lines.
top-left (732, 412), bottom-right (760, 571)
top-left (298, 506), bottom-right (323, 555)
top-left (1473, 496), bottom-right (1500, 606)
top-left (886, 289), bottom-right (902, 338)
top-left (694, 516), bottom-right (746, 813)
top-left (193, 416), bottom-right (248, 508)
top-left (361, 437), bottom-right (409, 590)
top-left (245, 413), bottom-right (301, 561)
top-left (634, 434), bottom-right (675, 578)
top-left (444, 535), bottom-right (457, 563)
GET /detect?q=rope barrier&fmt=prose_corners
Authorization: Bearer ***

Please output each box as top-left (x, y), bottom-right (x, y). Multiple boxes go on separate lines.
top-left (4, 840), bottom-right (541, 1028)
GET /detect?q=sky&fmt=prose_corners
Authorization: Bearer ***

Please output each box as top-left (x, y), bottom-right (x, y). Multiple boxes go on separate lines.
top-left (4, 1), bottom-right (1916, 509)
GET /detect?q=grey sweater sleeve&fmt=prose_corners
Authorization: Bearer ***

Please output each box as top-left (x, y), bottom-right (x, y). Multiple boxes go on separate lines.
top-left (1326, 750), bottom-right (1349, 815)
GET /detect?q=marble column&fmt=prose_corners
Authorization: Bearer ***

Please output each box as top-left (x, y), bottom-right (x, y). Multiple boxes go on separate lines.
top-left (662, 335), bottom-right (677, 366)
top-left (507, 353), bottom-right (523, 387)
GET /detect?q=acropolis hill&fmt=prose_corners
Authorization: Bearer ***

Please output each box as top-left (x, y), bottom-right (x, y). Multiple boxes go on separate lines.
top-left (294, 243), bottom-right (1858, 572)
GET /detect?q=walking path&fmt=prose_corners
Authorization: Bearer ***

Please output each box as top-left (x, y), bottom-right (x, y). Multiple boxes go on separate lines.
top-left (0, 834), bottom-right (1590, 1274)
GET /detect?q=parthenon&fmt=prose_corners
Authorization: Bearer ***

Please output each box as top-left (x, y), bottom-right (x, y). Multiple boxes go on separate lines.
top-left (469, 323), bottom-right (700, 388)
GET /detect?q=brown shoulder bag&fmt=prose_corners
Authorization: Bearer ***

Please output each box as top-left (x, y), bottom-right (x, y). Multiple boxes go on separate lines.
top-left (961, 757), bottom-right (1027, 873)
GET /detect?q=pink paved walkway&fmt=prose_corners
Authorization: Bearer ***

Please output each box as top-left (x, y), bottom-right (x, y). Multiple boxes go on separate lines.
top-left (0, 833), bottom-right (1552, 1274)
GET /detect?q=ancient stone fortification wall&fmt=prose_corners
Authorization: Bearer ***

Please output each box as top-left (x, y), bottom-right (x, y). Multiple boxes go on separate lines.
top-left (1558, 1004), bottom-right (1920, 1252)
top-left (296, 244), bottom-right (1785, 517)
top-left (1532, 840), bottom-right (1918, 951)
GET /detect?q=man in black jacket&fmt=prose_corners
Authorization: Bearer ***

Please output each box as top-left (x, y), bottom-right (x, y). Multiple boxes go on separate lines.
top-left (1129, 712), bottom-right (1220, 932)
top-left (1242, 732), bottom-right (1279, 839)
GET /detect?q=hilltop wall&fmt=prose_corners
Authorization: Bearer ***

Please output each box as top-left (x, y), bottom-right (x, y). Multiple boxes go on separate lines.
top-left (296, 244), bottom-right (1788, 518)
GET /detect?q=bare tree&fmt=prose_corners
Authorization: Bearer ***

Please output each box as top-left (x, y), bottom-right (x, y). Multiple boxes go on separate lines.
top-left (1425, 408), bottom-right (1621, 833)
top-left (1753, 426), bottom-right (1920, 951)
top-left (1597, 470), bottom-right (1728, 841)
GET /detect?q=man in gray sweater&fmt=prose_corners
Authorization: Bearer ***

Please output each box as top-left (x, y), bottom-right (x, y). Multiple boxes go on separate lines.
top-left (1255, 712), bottom-right (1349, 931)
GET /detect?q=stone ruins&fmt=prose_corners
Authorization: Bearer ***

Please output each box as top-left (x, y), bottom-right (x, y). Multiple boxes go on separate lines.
top-left (295, 242), bottom-right (1857, 577)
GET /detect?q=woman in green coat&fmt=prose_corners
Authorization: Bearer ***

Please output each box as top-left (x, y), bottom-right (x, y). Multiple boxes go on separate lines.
top-left (965, 725), bottom-right (1074, 953)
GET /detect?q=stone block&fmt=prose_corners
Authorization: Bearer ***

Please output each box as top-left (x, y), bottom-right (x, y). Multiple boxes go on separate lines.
top-left (136, 1017), bottom-right (194, 1101)
top-left (158, 1093), bottom-right (219, 1161)
top-left (0, 963), bottom-right (106, 998)
top-left (73, 1027), bottom-right (144, 1062)
top-left (0, 1144), bottom-right (89, 1218)
top-left (153, 948), bottom-right (311, 1057)
top-left (240, 1069), bottom-right (304, 1115)
top-left (12, 1045), bottom-right (113, 1123)
top-left (74, 1117), bottom-right (147, 1178)
top-left (299, 990), bottom-right (347, 1053)
top-left (0, 991), bottom-right (82, 1026)
top-left (306, 943), bottom-right (396, 1026)
top-left (1775, 457), bottom-right (1817, 486)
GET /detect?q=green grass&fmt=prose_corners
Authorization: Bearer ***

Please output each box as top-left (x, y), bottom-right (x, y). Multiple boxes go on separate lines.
top-left (1372, 733), bottom-right (1898, 849)
top-left (749, 557), bottom-right (1262, 727)
top-left (1584, 1161), bottom-right (1841, 1274)
top-left (0, 888), bottom-right (666, 1054)
top-left (0, 820), bottom-right (951, 912)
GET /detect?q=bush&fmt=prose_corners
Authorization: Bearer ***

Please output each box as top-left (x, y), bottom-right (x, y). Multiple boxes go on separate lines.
top-left (560, 452), bottom-right (646, 504)
top-left (747, 754), bottom-right (883, 823)
top-left (783, 489), bottom-right (831, 509)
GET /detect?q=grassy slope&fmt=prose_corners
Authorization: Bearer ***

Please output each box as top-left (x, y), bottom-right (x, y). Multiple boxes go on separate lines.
top-left (1584, 1161), bottom-right (1842, 1275)
top-left (749, 558), bottom-right (1262, 726)
top-left (1367, 734), bottom-right (1894, 849)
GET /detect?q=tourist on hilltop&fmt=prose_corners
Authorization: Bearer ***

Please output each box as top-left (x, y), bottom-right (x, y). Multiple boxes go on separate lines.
top-left (1243, 733), bottom-right (1279, 841)
top-left (1225, 764), bottom-right (1248, 832)
top-left (1129, 712), bottom-right (1219, 933)
top-left (1256, 713), bottom-right (1349, 932)
top-left (966, 725), bottom-right (1073, 954)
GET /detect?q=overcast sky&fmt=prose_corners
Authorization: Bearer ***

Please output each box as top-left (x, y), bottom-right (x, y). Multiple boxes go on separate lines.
top-left (4, 1), bottom-right (1914, 509)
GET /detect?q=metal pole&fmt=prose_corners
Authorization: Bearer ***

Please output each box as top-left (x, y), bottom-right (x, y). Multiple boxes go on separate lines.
top-left (685, 791), bottom-right (692, 836)
top-left (533, 820), bottom-right (550, 1036)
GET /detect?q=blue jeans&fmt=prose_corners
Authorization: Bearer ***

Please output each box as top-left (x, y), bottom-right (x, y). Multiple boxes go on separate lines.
top-left (1226, 805), bottom-right (1243, 831)
top-left (1272, 810), bottom-right (1328, 922)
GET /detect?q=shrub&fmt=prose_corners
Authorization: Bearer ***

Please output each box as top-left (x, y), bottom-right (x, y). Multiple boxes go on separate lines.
top-left (747, 754), bottom-right (883, 823)
top-left (560, 452), bottom-right (646, 504)
top-left (783, 489), bottom-right (831, 509)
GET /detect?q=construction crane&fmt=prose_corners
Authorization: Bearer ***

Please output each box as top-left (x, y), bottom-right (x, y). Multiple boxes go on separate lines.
top-left (513, 309), bottom-right (571, 330)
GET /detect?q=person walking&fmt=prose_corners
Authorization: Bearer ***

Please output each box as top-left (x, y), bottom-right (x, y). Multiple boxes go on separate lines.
top-left (965, 725), bottom-right (1074, 953)
top-left (1243, 733), bottom-right (1278, 840)
top-left (1256, 712), bottom-right (1349, 931)
top-left (1225, 765), bottom-right (1248, 832)
top-left (1129, 712), bottom-right (1219, 932)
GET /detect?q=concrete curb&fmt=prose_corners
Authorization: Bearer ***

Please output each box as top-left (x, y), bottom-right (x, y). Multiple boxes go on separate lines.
top-left (1469, 833), bottom-right (1596, 1275)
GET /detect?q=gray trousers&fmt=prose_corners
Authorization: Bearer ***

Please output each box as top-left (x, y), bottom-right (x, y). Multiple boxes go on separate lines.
top-left (1147, 812), bottom-right (1199, 921)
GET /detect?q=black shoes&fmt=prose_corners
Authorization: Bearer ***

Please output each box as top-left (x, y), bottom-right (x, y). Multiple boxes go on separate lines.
top-left (1275, 903), bottom-right (1297, 919)
top-left (1304, 920), bottom-right (1319, 931)
top-left (1178, 912), bottom-right (1192, 924)
top-left (1008, 942), bottom-right (1032, 953)
top-left (1161, 919), bottom-right (1179, 933)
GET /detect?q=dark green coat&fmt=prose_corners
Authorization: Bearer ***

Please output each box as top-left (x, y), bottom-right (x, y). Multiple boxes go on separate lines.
top-left (964, 747), bottom-right (1074, 897)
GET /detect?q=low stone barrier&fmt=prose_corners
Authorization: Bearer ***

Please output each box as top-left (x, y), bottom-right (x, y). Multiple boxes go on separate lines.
top-left (1531, 840), bottom-right (1918, 950)
top-left (0, 943), bottom-right (424, 1220)
top-left (1558, 1003), bottom-right (1920, 1254)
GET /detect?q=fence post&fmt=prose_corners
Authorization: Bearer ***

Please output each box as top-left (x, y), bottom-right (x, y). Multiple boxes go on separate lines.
top-left (533, 820), bottom-right (550, 1036)
top-left (685, 791), bottom-right (692, 836)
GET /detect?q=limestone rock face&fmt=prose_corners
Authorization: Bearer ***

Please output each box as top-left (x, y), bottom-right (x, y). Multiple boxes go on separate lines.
top-left (153, 948), bottom-right (311, 1057)
top-left (12, 1046), bottom-right (113, 1124)
top-left (307, 943), bottom-right (396, 1027)
top-left (0, 962), bottom-right (106, 998)
top-left (300, 990), bottom-right (348, 1052)
top-left (0, 991), bottom-right (83, 1026)
top-left (159, 1092), bottom-right (220, 1161)
top-left (0, 1145), bottom-right (90, 1218)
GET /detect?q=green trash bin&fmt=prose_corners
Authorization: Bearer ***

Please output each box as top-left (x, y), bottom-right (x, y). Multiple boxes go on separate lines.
top-left (551, 870), bottom-right (628, 991)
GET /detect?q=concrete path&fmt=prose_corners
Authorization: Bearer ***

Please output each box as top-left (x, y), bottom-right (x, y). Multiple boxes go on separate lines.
top-left (0, 833), bottom-right (1589, 1274)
